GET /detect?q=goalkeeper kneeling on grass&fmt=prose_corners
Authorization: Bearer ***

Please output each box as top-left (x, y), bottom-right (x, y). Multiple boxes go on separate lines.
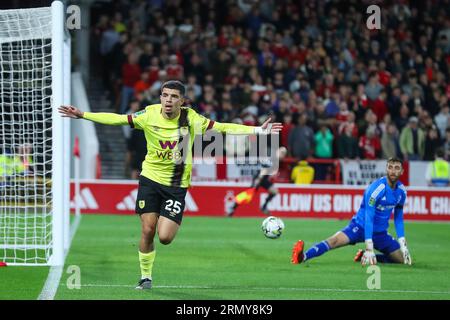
top-left (291, 157), bottom-right (412, 266)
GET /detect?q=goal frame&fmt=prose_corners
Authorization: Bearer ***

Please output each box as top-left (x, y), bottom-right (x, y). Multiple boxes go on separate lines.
top-left (0, 1), bottom-right (71, 266)
top-left (50, 0), bottom-right (71, 267)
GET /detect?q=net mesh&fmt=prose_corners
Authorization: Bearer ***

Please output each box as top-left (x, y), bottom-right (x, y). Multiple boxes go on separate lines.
top-left (0, 7), bottom-right (53, 265)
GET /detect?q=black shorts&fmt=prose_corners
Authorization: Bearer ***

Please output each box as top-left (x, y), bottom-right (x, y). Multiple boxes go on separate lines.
top-left (258, 176), bottom-right (273, 190)
top-left (135, 176), bottom-right (187, 225)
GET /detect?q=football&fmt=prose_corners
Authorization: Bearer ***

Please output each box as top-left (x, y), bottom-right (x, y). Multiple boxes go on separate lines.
top-left (261, 216), bottom-right (285, 239)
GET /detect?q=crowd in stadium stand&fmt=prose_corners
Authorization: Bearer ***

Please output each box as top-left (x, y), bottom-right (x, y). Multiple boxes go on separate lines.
top-left (91, 0), bottom-right (450, 177)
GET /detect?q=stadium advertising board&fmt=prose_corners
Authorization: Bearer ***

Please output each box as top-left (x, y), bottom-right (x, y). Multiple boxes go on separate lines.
top-left (193, 159), bottom-right (423, 186)
top-left (70, 181), bottom-right (450, 221)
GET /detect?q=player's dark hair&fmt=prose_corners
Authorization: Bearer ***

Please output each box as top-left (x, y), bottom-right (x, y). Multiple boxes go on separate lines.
top-left (387, 157), bottom-right (403, 166)
top-left (161, 80), bottom-right (185, 96)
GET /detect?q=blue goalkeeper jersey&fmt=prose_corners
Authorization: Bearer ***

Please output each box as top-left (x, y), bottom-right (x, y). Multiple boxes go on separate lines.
top-left (353, 177), bottom-right (407, 240)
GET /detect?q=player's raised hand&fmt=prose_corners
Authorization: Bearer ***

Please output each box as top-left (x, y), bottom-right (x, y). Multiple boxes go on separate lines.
top-left (256, 117), bottom-right (283, 134)
top-left (58, 105), bottom-right (84, 119)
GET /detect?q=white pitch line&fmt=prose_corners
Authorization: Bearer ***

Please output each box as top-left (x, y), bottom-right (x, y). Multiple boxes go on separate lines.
top-left (73, 283), bottom-right (450, 295)
top-left (38, 215), bottom-right (82, 300)
top-left (37, 266), bottom-right (64, 300)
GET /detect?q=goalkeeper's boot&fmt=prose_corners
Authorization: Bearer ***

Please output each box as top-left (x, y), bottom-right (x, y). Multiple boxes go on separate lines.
top-left (291, 240), bottom-right (305, 264)
top-left (135, 278), bottom-right (152, 290)
top-left (354, 249), bottom-right (364, 262)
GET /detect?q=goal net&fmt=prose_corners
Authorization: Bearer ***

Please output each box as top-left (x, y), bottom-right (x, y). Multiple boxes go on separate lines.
top-left (0, 2), bottom-right (70, 266)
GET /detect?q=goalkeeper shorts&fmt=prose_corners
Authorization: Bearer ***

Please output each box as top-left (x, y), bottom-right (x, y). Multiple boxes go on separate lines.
top-left (341, 220), bottom-right (400, 255)
top-left (135, 175), bottom-right (187, 225)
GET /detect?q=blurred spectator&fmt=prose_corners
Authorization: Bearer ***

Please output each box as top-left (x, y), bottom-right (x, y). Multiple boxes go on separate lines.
top-left (381, 123), bottom-right (401, 159)
top-left (134, 70), bottom-right (151, 95)
top-left (337, 125), bottom-right (359, 160)
top-left (400, 116), bottom-right (425, 160)
top-left (365, 72), bottom-right (383, 101)
top-left (360, 109), bottom-right (381, 141)
top-left (280, 113), bottom-right (294, 149)
top-left (290, 160), bottom-right (315, 185)
top-left (359, 127), bottom-right (381, 160)
top-left (324, 92), bottom-right (340, 118)
top-left (288, 113), bottom-right (314, 160)
top-left (0, 144), bottom-right (33, 178)
top-left (444, 128), bottom-right (450, 161)
top-left (138, 42), bottom-right (155, 71)
top-left (166, 54), bottom-right (184, 80)
top-left (425, 149), bottom-right (450, 187)
top-left (395, 103), bottom-right (410, 132)
top-left (120, 53), bottom-right (141, 114)
top-left (377, 61), bottom-right (391, 87)
top-left (379, 113), bottom-right (393, 135)
top-left (402, 70), bottom-right (423, 98)
top-left (147, 70), bottom-right (168, 101)
top-left (424, 126), bottom-right (442, 161)
top-left (314, 124), bottom-right (334, 180)
top-left (338, 111), bottom-right (358, 138)
top-left (112, 12), bottom-right (126, 33)
top-left (434, 104), bottom-right (450, 139)
top-left (186, 74), bottom-right (202, 100)
top-left (335, 101), bottom-right (350, 124)
top-left (0, 152), bottom-right (13, 178)
top-left (100, 20), bottom-right (120, 88)
top-left (371, 90), bottom-right (388, 123)
top-left (16, 143), bottom-right (33, 175)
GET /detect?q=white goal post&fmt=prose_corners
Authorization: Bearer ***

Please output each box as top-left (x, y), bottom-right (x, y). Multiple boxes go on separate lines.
top-left (0, 1), bottom-right (70, 266)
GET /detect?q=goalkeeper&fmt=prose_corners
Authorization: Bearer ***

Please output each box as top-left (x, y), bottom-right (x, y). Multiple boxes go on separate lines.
top-left (59, 80), bottom-right (282, 289)
top-left (291, 157), bottom-right (413, 266)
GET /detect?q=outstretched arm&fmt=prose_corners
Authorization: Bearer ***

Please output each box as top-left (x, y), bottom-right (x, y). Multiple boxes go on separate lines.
top-left (361, 205), bottom-right (377, 266)
top-left (394, 204), bottom-right (412, 265)
top-left (58, 105), bottom-right (129, 126)
top-left (394, 206), bottom-right (405, 239)
top-left (211, 117), bottom-right (283, 135)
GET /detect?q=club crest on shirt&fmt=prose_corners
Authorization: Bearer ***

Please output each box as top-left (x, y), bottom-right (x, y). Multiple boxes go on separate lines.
top-left (139, 200), bottom-right (145, 209)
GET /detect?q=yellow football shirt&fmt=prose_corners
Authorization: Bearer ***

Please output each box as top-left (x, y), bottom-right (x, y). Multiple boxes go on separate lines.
top-left (84, 104), bottom-right (256, 188)
top-left (291, 163), bottom-right (315, 185)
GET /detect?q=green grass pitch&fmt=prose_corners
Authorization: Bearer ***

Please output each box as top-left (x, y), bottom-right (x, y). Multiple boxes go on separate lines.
top-left (1, 215), bottom-right (450, 300)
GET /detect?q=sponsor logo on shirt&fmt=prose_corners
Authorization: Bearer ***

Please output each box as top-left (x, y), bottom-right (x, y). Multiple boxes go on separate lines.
top-left (159, 140), bottom-right (178, 149)
top-left (376, 204), bottom-right (396, 211)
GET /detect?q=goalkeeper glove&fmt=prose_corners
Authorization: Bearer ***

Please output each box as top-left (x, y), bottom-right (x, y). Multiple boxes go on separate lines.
top-left (398, 237), bottom-right (412, 265)
top-left (361, 239), bottom-right (377, 266)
